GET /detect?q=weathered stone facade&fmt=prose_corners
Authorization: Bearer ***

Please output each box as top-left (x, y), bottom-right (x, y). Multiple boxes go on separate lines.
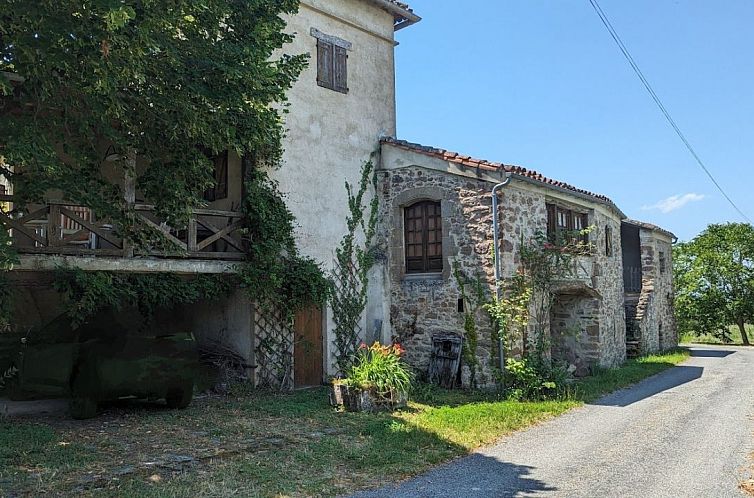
top-left (377, 140), bottom-right (633, 386)
top-left (626, 222), bottom-right (677, 354)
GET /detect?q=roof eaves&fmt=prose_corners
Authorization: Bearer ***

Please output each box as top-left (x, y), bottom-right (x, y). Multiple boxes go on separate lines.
top-left (380, 137), bottom-right (625, 216)
top-left (366, 0), bottom-right (421, 30)
top-left (623, 219), bottom-right (677, 241)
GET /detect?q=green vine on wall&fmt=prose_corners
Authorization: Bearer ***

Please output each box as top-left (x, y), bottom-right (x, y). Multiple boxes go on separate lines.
top-left (0, 228), bottom-right (18, 332)
top-left (0, 1), bottom-right (333, 334)
top-left (452, 261), bottom-right (489, 386)
top-left (331, 154), bottom-right (379, 375)
top-left (482, 227), bottom-right (594, 397)
top-left (237, 166), bottom-right (331, 321)
top-left (53, 267), bottom-right (235, 328)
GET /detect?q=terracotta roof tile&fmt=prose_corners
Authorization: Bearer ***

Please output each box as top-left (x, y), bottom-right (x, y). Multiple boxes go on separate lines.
top-left (380, 137), bottom-right (618, 207)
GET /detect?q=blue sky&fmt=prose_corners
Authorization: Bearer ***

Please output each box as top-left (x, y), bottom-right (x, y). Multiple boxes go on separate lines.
top-left (392, 1), bottom-right (754, 241)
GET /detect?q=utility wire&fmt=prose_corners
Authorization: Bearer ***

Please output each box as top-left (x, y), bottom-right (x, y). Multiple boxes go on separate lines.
top-left (587, 0), bottom-right (752, 224)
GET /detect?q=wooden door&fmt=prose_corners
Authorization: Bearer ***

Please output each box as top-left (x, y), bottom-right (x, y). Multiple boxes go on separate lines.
top-left (294, 306), bottom-right (324, 387)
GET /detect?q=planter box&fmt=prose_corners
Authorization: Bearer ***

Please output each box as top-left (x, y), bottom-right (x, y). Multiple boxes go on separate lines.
top-left (329, 383), bottom-right (407, 413)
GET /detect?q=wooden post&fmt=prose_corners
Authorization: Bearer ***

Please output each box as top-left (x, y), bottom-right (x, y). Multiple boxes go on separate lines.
top-left (187, 216), bottom-right (197, 252)
top-left (48, 204), bottom-right (60, 247)
top-left (122, 148), bottom-right (136, 257)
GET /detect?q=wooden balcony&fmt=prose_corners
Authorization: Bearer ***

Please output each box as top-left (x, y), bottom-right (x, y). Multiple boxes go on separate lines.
top-left (0, 194), bottom-right (246, 263)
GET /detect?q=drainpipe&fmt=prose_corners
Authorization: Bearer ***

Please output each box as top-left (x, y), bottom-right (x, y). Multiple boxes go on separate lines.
top-left (492, 173), bottom-right (513, 372)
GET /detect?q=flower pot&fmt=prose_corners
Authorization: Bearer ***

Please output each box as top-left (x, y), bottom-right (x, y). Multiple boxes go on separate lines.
top-left (329, 383), bottom-right (407, 413)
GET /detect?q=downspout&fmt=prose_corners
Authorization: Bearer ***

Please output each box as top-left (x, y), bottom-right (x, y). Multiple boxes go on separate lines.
top-left (491, 173), bottom-right (513, 372)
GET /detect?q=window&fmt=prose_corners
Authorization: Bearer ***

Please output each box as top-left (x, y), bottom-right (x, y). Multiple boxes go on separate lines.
top-left (605, 225), bottom-right (613, 256)
top-left (316, 38), bottom-right (348, 94)
top-left (404, 201), bottom-right (443, 273)
top-left (659, 251), bottom-right (666, 274)
top-left (203, 151), bottom-right (229, 202)
top-left (546, 204), bottom-right (589, 245)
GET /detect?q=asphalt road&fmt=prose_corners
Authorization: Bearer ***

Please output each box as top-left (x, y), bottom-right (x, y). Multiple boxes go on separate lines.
top-left (352, 345), bottom-right (754, 498)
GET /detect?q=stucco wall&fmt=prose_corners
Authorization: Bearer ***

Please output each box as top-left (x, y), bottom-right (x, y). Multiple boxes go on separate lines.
top-left (377, 149), bottom-right (628, 386)
top-left (273, 1), bottom-right (398, 374)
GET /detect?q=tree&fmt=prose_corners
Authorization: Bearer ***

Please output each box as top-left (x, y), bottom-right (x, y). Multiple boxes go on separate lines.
top-left (0, 0), bottom-right (306, 230)
top-left (674, 223), bottom-right (754, 345)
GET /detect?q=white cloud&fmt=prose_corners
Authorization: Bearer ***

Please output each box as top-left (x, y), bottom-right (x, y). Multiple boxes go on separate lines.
top-left (641, 193), bottom-right (705, 213)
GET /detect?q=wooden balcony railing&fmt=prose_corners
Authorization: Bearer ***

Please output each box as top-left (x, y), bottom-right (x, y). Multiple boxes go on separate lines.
top-left (0, 194), bottom-right (246, 260)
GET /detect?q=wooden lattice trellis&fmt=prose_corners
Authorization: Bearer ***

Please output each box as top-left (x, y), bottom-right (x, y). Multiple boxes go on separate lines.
top-left (331, 258), bottom-right (364, 375)
top-left (253, 303), bottom-right (294, 391)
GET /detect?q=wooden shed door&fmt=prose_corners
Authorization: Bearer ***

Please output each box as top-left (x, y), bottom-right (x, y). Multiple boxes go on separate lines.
top-left (294, 306), bottom-right (324, 387)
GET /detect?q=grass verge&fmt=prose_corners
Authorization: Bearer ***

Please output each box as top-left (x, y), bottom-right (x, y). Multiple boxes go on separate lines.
top-left (680, 324), bottom-right (753, 346)
top-left (0, 348), bottom-right (689, 497)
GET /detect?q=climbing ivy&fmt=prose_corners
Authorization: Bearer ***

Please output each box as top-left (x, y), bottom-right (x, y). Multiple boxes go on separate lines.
top-left (452, 261), bottom-right (490, 386)
top-left (0, 2), bottom-right (332, 329)
top-left (0, 230), bottom-right (17, 332)
top-left (331, 154), bottom-right (379, 375)
top-left (53, 267), bottom-right (235, 328)
top-left (483, 228), bottom-right (594, 396)
top-left (237, 167), bottom-right (331, 321)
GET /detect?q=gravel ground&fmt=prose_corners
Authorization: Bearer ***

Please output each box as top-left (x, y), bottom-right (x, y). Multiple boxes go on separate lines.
top-left (353, 345), bottom-right (754, 498)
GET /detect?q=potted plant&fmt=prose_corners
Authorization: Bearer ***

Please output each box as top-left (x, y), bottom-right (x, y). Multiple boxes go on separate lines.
top-left (330, 342), bottom-right (412, 412)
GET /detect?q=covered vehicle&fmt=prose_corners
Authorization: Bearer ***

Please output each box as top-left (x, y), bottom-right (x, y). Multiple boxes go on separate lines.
top-left (8, 308), bottom-right (198, 419)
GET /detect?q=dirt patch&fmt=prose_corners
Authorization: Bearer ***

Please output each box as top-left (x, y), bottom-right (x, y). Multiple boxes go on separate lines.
top-left (1, 397), bottom-right (68, 417)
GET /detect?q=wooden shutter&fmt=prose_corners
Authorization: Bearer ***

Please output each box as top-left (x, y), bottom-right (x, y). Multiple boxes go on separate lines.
top-left (426, 201), bottom-right (443, 271)
top-left (546, 204), bottom-right (557, 242)
top-left (317, 39), bottom-right (333, 89)
top-left (214, 151), bottom-right (228, 200)
top-left (405, 201), bottom-right (443, 273)
top-left (333, 45), bottom-right (348, 94)
top-left (405, 203), bottom-right (425, 273)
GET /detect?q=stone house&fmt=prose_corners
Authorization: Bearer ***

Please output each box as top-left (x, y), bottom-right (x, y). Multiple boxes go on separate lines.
top-left (1, 0), bottom-right (421, 389)
top-left (372, 138), bottom-right (677, 386)
top-left (1, 0), bottom-right (676, 390)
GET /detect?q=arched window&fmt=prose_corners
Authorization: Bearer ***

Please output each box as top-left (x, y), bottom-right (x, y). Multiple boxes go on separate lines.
top-left (404, 200), bottom-right (443, 273)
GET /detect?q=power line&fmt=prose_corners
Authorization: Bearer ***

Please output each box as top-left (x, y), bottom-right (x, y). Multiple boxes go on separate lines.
top-left (587, 0), bottom-right (752, 224)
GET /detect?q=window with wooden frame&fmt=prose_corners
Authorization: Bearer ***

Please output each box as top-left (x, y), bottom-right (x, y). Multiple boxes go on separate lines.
top-left (316, 38), bottom-right (348, 94)
top-left (404, 201), bottom-right (443, 274)
top-left (546, 204), bottom-right (589, 245)
top-left (203, 151), bottom-right (229, 202)
top-left (659, 251), bottom-right (666, 274)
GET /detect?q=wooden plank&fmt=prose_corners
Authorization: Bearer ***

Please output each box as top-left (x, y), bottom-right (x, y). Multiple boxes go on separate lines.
top-left (187, 217), bottom-right (197, 252)
top-left (195, 218), bottom-right (244, 251)
top-left (59, 207), bottom-right (122, 248)
top-left (185, 251), bottom-right (245, 260)
top-left (48, 205), bottom-right (61, 246)
top-left (134, 204), bottom-right (242, 218)
top-left (0, 212), bottom-right (48, 246)
top-left (15, 247), bottom-right (125, 257)
top-left (136, 213), bottom-right (188, 251)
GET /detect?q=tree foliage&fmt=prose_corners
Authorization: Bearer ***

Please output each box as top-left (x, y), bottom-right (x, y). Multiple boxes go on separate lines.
top-left (0, 1), bottom-right (332, 322)
top-left (0, 0), bottom-right (306, 226)
top-left (674, 223), bottom-right (754, 345)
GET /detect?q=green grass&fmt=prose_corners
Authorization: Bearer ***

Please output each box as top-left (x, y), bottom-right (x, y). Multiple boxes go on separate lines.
top-left (680, 324), bottom-right (753, 346)
top-left (0, 348), bottom-right (689, 497)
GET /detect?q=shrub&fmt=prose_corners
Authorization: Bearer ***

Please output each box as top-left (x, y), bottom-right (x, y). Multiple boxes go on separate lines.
top-left (503, 357), bottom-right (568, 401)
top-left (337, 342), bottom-right (413, 396)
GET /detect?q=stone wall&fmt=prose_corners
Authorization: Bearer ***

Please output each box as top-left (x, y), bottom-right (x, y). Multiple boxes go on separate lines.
top-left (376, 159), bottom-right (627, 387)
top-left (635, 229), bottom-right (677, 353)
top-left (377, 167), bottom-right (498, 388)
